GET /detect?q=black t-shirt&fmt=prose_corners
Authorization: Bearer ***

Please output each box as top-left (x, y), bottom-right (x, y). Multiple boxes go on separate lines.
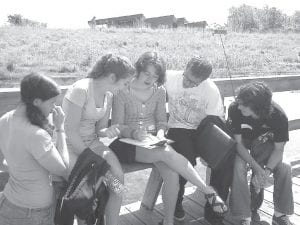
top-left (227, 101), bottom-right (289, 143)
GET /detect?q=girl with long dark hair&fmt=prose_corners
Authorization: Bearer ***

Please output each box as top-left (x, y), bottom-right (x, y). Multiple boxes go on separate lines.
top-left (0, 73), bottom-right (69, 225)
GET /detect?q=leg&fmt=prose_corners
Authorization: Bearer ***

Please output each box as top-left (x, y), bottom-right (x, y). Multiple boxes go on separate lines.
top-left (229, 155), bottom-right (251, 219)
top-left (167, 128), bottom-right (197, 219)
top-left (101, 149), bottom-right (124, 225)
top-left (154, 162), bottom-right (179, 225)
top-left (205, 151), bottom-right (235, 224)
top-left (273, 161), bottom-right (294, 215)
top-left (135, 145), bottom-right (226, 214)
top-left (175, 176), bottom-right (187, 216)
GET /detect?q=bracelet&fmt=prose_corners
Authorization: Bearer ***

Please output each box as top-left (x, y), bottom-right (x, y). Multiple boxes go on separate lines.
top-left (55, 128), bottom-right (65, 133)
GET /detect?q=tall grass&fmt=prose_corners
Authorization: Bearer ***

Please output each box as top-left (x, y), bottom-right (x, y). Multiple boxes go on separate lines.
top-left (0, 26), bottom-right (300, 87)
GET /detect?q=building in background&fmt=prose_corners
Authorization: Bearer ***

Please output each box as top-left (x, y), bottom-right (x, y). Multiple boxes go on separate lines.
top-left (88, 14), bottom-right (145, 28)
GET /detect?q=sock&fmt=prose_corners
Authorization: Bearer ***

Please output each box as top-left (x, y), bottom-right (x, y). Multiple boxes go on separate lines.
top-left (274, 211), bottom-right (285, 217)
top-left (241, 217), bottom-right (251, 221)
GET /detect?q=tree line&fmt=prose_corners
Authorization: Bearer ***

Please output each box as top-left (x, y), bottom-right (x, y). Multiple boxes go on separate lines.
top-left (7, 14), bottom-right (47, 28)
top-left (228, 5), bottom-right (300, 32)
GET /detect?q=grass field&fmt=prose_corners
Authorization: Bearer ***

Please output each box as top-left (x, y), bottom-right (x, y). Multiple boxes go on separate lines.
top-left (0, 26), bottom-right (300, 87)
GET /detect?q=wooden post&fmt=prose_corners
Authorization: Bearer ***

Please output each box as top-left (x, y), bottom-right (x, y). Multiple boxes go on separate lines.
top-left (140, 167), bottom-right (163, 211)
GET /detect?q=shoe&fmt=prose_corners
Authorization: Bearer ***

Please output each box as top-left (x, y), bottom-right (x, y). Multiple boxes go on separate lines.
top-left (204, 202), bottom-right (225, 225)
top-left (240, 219), bottom-right (251, 225)
top-left (272, 215), bottom-right (294, 225)
top-left (205, 192), bottom-right (228, 215)
top-left (251, 210), bottom-right (261, 222)
top-left (174, 203), bottom-right (185, 221)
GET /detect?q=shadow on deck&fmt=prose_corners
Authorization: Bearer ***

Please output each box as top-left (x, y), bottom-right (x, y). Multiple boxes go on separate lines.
top-left (119, 164), bottom-right (300, 225)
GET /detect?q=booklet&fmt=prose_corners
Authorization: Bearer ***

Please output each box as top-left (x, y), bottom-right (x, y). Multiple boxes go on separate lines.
top-left (119, 135), bottom-right (174, 149)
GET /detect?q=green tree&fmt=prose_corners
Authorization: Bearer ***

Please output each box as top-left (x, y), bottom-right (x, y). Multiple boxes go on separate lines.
top-left (260, 6), bottom-right (285, 30)
top-left (7, 14), bottom-right (47, 27)
top-left (228, 5), bottom-right (259, 32)
top-left (293, 11), bottom-right (300, 27)
top-left (7, 14), bottom-right (23, 26)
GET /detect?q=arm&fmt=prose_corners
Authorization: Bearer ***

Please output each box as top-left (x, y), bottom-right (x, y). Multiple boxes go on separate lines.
top-left (266, 141), bottom-right (285, 171)
top-left (29, 130), bottom-right (69, 179)
top-left (62, 99), bottom-right (86, 155)
top-left (264, 104), bottom-right (289, 175)
top-left (111, 93), bottom-right (133, 138)
top-left (96, 92), bottom-right (121, 139)
top-left (155, 87), bottom-right (168, 139)
top-left (234, 134), bottom-right (265, 176)
top-left (52, 106), bottom-right (69, 169)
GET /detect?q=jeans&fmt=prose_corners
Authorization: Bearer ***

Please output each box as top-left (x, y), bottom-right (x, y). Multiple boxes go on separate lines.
top-left (0, 193), bottom-right (54, 225)
top-left (229, 139), bottom-right (294, 219)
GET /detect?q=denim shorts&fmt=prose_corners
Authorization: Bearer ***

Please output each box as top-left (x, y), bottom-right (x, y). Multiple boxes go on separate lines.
top-left (0, 193), bottom-right (54, 225)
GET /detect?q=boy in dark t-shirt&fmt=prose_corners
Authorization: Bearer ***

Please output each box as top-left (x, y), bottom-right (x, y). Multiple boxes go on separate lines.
top-left (227, 82), bottom-right (294, 225)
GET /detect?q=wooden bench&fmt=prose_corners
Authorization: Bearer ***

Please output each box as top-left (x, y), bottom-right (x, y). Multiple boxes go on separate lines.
top-left (1, 73), bottom-right (300, 212)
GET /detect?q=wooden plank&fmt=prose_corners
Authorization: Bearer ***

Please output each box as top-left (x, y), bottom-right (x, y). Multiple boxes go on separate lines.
top-left (122, 162), bottom-right (153, 173)
top-left (2, 75), bottom-right (300, 117)
top-left (125, 202), bottom-right (163, 225)
top-left (183, 187), bottom-right (235, 225)
top-left (120, 205), bottom-right (145, 225)
top-left (140, 167), bottom-right (163, 210)
top-left (182, 200), bottom-right (213, 225)
top-left (264, 190), bottom-right (300, 216)
top-left (289, 119), bottom-right (300, 131)
top-left (0, 88), bottom-right (68, 117)
top-left (154, 199), bottom-right (205, 225)
top-left (258, 199), bottom-right (300, 225)
top-left (156, 186), bottom-right (209, 225)
top-left (213, 74), bottom-right (300, 97)
top-left (293, 177), bottom-right (300, 186)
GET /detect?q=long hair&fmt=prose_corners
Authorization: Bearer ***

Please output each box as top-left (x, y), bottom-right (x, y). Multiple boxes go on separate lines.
top-left (20, 73), bottom-right (60, 129)
top-left (87, 54), bottom-right (135, 81)
top-left (235, 81), bottom-right (273, 119)
top-left (135, 51), bottom-right (166, 86)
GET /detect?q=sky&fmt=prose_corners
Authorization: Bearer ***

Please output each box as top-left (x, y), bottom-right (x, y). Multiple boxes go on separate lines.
top-left (0, 0), bottom-right (299, 29)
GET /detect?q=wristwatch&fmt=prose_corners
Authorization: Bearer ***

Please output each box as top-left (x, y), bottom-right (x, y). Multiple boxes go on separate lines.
top-left (264, 166), bottom-right (273, 174)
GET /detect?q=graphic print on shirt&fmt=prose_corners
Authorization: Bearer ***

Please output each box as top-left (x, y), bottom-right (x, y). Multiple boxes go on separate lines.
top-left (168, 91), bottom-right (207, 128)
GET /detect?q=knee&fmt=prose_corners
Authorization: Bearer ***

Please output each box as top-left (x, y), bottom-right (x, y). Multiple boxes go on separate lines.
top-left (103, 150), bottom-right (124, 181)
top-left (275, 161), bottom-right (292, 176)
top-left (162, 145), bottom-right (181, 162)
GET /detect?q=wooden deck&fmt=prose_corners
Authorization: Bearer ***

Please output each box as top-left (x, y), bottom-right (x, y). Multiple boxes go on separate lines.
top-left (119, 160), bottom-right (300, 225)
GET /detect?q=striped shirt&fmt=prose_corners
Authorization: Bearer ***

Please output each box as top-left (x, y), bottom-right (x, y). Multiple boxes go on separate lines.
top-left (111, 85), bottom-right (168, 137)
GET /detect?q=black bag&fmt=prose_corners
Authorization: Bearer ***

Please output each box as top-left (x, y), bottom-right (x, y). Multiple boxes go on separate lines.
top-left (196, 122), bottom-right (236, 169)
top-left (55, 148), bottom-right (110, 225)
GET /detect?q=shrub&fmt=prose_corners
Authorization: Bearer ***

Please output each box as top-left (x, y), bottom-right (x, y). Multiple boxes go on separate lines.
top-left (6, 62), bottom-right (15, 72)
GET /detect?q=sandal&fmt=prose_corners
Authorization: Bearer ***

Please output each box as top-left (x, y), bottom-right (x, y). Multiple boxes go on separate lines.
top-left (205, 192), bottom-right (228, 215)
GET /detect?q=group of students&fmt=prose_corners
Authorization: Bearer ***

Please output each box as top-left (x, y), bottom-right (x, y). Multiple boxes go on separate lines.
top-left (0, 51), bottom-right (294, 225)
